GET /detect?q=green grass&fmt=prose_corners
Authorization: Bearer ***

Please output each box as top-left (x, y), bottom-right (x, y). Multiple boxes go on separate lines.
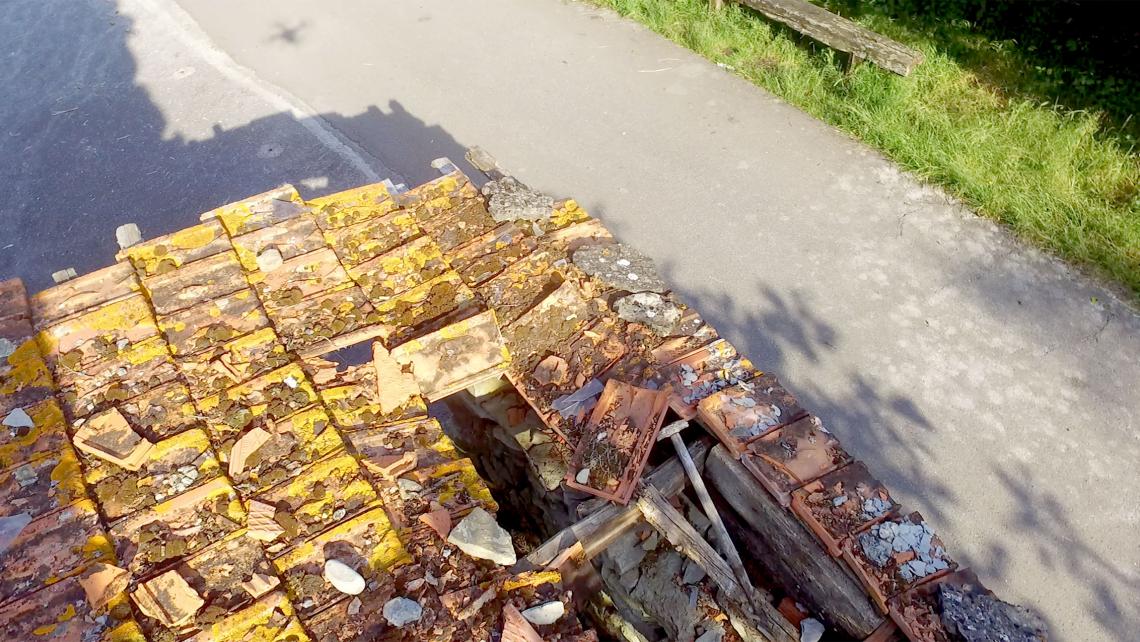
top-left (593, 0), bottom-right (1140, 298)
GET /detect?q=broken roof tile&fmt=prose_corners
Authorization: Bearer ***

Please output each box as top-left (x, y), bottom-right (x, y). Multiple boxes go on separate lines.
top-left (195, 363), bottom-right (317, 432)
top-left (0, 445), bottom-right (87, 519)
top-left (209, 184), bottom-right (308, 237)
top-left (657, 338), bottom-right (760, 419)
top-left (121, 219), bottom-right (232, 278)
top-left (185, 589), bottom-right (309, 642)
top-left (143, 251), bottom-right (248, 316)
top-left (345, 417), bottom-right (459, 478)
top-left (389, 309), bottom-right (509, 402)
top-left (791, 461), bottom-right (898, 557)
top-left (252, 452), bottom-right (379, 555)
top-left (113, 379), bottom-right (202, 441)
top-left (742, 415), bottom-right (852, 507)
top-left (697, 373), bottom-right (807, 458)
top-left (0, 574), bottom-right (145, 642)
top-left (29, 262), bottom-right (140, 329)
top-left (80, 427), bottom-right (218, 522)
top-left (109, 476), bottom-right (245, 576)
top-left (177, 326), bottom-right (291, 400)
top-left (565, 379), bottom-right (672, 504)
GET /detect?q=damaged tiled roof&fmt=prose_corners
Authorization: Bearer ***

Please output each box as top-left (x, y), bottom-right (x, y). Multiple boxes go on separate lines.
top-left (0, 161), bottom-right (1039, 642)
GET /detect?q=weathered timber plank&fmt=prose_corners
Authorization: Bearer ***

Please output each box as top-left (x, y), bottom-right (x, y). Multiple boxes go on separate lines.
top-left (637, 485), bottom-right (798, 642)
top-left (735, 0), bottom-right (923, 76)
top-left (518, 438), bottom-right (713, 571)
top-left (706, 445), bottom-right (884, 638)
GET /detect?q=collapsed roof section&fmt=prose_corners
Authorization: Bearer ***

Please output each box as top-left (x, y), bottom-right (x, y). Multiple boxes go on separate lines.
top-left (0, 158), bottom-right (1043, 642)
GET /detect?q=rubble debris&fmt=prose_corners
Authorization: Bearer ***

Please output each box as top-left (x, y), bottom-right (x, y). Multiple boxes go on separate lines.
top-left (246, 499), bottom-right (285, 542)
top-left (551, 378), bottom-right (604, 419)
top-left (939, 582), bottom-right (1047, 642)
top-left (227, 425), bottom-right (271, 476)
top-left (791, 461), bottom-right (897, 556)
top-left (418, 506), bottom-right (452, 540)
top-left (324, 559), bottom-right (367, 595)
top-left (73, 407), bottom-right (154, 471)
top-left (522, 600), bottom-right (566, 625)
top-left (240, 572), bottom-right (278, 599)
top-left (447, 506), bottom-right (517, 565)
top-left (534, 355), bottom-right (570, 386)
top-left (255, 247), bottom-right (284, 272)
top-left (373, 342), bottom-right (422, 413)
top-left (845, 512), bottom-right (956, 611)
top-left (79, 563), bottom-right (130, 610)
top-left (660, 339), bottom-right (759, 419)
top-left (383, 596), bottom-right (425, 626)
top-left (572, 243), bottom-right (667, 293)
top-left (614, 292), bottom-right (682, 336)
top-left (483, 176), bottom-right (555, 222)
top-left (133, 569), bottom-right (205, 627)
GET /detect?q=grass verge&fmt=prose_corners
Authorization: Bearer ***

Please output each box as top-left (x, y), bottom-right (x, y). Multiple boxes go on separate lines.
top-left (592, 0), bottom-right (1140, 298)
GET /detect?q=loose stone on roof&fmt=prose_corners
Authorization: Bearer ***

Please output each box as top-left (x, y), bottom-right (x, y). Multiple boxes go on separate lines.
top-left (571, 244), bottom-right (667, 293)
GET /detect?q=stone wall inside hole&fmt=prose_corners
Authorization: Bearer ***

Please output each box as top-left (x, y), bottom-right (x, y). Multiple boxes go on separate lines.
top-left (431, 378), bottom-right (765, 642)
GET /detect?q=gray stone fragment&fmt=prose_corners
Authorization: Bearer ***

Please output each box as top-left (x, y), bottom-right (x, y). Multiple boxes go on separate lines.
top-left (115, 223), bottom-right (142, 249)
top-left (800, 618), bottom-right (825, 642)
top-left (0, 513), bottom-right (32, 554)
top-left (572, 244), bottom-right (667, 293)
top-left (607, 531), bottom-right (648, 575)
top-left (614, 292), bottom-right (683, 336)
top-left (551, 379), bottom-right (604, 419)
top-left (3, 408), bottom-right (34, 430)
top-left (482, 177), bottom-right (554, 222)
top-left (382, 597), bottom-right (423, 627)
top-left (0, 338), bottom-right (15, 359)
top-left (681, 559), bottom-right (707, 585)
top-left (447, 507), bottom-right (517, 565)
top-left (695, 620), bottom-right (725, 642)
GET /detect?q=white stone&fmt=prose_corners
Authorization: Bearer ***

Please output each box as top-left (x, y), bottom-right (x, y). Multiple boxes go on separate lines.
top-left (521, 600), bottom-right (565, 625)
top-left (800, 618), bottom-right (825, 642)
top-left (575, 468), bottom-right (590, 484)
top-left (256, 248), bottom-right (283, 272)
top-left (383, 597), bottom-right (423, 626)
top-left (323, 559), bottom-right (365, 595)
top-left (447, 507), bottom-right (516, 565)
top-left (2, 408), bottom-right (34, 430)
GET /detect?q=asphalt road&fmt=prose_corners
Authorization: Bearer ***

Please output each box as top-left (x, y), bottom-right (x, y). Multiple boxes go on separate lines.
top-left (4, 0), bottom-right (1139, 639)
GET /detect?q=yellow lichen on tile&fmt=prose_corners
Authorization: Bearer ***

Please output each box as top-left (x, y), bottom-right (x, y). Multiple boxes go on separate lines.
top-left (123, 221), bottom-right (227, 277)
top-left (416, 458), bottom-right (498, 514)
top-left (188, 591), bottom-right (309, 642)
top-left (308, 182), bottom-right (397, 229)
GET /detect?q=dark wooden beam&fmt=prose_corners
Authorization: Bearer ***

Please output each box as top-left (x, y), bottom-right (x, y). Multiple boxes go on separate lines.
top-left (734, 0), bottom-right (923, 76)
top-left (706, 445), bottom-right (885, 638)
